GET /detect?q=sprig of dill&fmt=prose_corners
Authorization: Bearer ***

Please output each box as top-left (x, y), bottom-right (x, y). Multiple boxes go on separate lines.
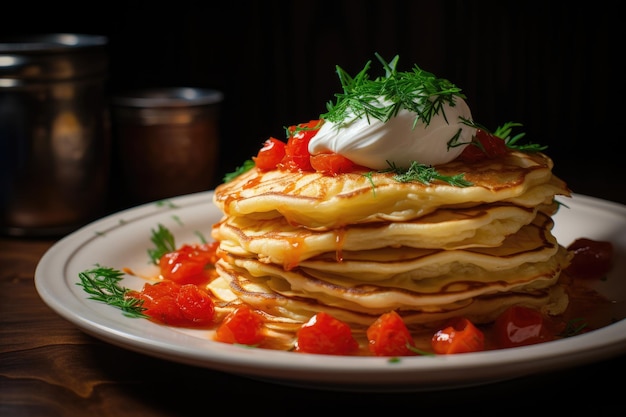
top-left (147, 224), bottom-right (176, 265)
top-left (223, 159), bottom-right (255, 183)
top-left (77, 265), bottom-right (147, 318)
top-left (559, 318), bottom-right (589, 337)
top-left (494, 121), bottom-right (547, 152)
top-left (406, 343), bottom-right (437, 356)
top-left (459, 119), bottom-right (547, 153)
top-left (321, 52), bottom-right (466, 127)
top-left (383, 161), bottom-right (473, 187)
top-left (283, 120), bottom-right (323, 137)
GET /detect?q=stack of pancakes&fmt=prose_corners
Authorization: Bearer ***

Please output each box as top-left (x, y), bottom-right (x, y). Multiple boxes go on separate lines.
top-left (209, 150), bottom-right (571, 337)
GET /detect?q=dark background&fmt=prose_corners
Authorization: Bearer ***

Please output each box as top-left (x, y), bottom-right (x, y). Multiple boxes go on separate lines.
top-left (3, 0), bottom-right (624, 203)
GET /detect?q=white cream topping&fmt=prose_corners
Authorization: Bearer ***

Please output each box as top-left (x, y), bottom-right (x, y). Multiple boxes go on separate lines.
top-left (308, 97), bottom-right (476, 169)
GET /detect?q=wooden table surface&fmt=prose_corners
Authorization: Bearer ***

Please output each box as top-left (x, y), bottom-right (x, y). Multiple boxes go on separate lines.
top-left (2, 188), bottom-right (625, 416)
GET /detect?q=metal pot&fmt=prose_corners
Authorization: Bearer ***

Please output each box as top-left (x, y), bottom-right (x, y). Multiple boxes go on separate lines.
top-left (0, 33), bottom-right (111, 237)
top-left (110, 87), bottom-right (223, 206)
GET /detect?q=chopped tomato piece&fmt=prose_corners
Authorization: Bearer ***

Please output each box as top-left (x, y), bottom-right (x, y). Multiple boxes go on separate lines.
top-left (431, 317), bottom-right (485, 354)
top-left (277, 120), bottom-right (321, 172)
top-left (310, 152), bottom-right (358, 175)
top-left (492, 306), bottom-right (554, 348)
top-left (144, 295), bottom-right (187, 325)
top-left (136, 281), bottom-right (187, 326)
top-left (565, 238), bottom-right (613, 280)
top-left (366, 310), bottom-right (417, 356)
top-left (295, 312), bottom-right (359, 355)
top-left (215, 305), bottom-right (265, 345)
top-left (458, 129), bottom-right (508, 162)
top-left (176, 284), bottom-right (215, 325)
top-left (286, 119), bottom-right (321, 138)
top-left (253, 137), bottom-right (286, 171)
top-left (134, 281), bottom-right (215, 327)
top-left (133, 280), bottom-right (181, 303)
top-left (158, 242), bottom-right (219, 285)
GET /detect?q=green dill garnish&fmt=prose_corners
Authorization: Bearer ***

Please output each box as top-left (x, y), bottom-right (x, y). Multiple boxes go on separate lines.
top-left (494, 121), bottom-right (547, 152)
top-left (283, 120), bottom-right (322, 137)
top-left (77, 265), bottom-right (147, 318)
top-left (559, 318), bottom-right (589, 337)
top-left (223, 159), bottom-right (255, 183)
top-left (194, 230), bottom-right (208, 243)
top-left (362, 172), bottom-right (377, 196)
top-left (384, 161), bottom-right (473, 187)
top-left (155, 199), bottom-right (177, 209)
top-left (321, 52), bottom-right (466, 128)
top-left (147, 224), bottom-right (176, 265)
top-left (406, 343), bottom-right (437, 356)
top-left (446, 128), bottom-right (465, 150)
top-left (456, 119), bottom-right (547, 153)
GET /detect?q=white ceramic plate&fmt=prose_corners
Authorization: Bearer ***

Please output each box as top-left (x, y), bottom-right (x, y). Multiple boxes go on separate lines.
top-left (35, 192), bottom-right (626, 392)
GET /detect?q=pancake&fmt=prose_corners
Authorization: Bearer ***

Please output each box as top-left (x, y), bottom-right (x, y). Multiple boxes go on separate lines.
top-left (213, 202), bottom-right (563, 269)
top-left (295, 211), bottom-right (560, 278)
top-left (208, 210), bottom-right (570, 326)
top-left (219, 243), bottom-right (568, 310)
top-left (209, 254), bottom-right (569, 331)
top-left (213, 151), bottom-right (570, 230)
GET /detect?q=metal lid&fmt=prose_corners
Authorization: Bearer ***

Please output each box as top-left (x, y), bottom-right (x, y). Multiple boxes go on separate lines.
top-left (112, 88), bottom-right (224, 108)
top-left (0, 33), bottom-right (108, 53)
top-left (0, 33), bottom-right (108, 84)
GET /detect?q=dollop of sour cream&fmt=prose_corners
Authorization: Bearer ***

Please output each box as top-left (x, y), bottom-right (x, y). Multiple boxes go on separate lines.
top-left (308, 97), bottom-right (476, 169)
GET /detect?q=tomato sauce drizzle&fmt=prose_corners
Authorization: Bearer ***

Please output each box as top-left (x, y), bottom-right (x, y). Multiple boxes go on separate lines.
top-left (334, 228), bottom-right (346, 262)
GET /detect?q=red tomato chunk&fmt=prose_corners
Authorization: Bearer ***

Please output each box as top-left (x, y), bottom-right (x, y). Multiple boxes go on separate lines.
top-left (492, 305), bottom-right (555, 348)
top-left (277, 120), bottom-right (320, 172)
top-left (253, 137), bottom-right (286, 171)
top-left (458, 129), bottom-right (509, 163)
top-left (565, 238), bottom-right (613, 280)
top-left (159, 242), bottom-right (219, 285)
top-left (431, 317), bottom-right (485, 354)
top-left (176, 284), bottom-right (215, 325)
top-left (133, 281), bottom-right (215, 327)
top-left (215, 305), bottom-right (265, 345)
top-left (309, 152), bottom-right (358, 175)
top-left (295, 312), bottom-right (359, 355)
top-left (366, 310), bottom-right (417, 356)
